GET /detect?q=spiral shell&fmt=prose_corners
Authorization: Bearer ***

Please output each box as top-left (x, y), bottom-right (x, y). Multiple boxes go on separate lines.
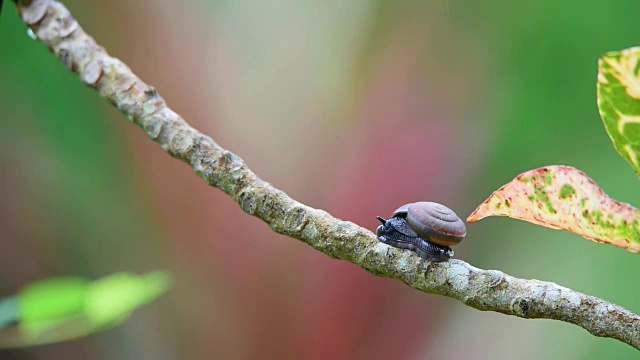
top-left (393, 202), bottom-right (466, 247)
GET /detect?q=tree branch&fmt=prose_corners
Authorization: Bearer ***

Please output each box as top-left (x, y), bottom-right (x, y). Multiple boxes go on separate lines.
top-left (15, 0), bottom-right (640, 350)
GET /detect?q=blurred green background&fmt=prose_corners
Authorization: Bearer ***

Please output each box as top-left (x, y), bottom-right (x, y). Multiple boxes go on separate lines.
top-left (1, 0), bottom-right (639, 359)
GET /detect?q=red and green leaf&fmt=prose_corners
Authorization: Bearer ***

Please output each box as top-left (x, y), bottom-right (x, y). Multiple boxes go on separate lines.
top-left (468, 166), bottom-right (640, 253)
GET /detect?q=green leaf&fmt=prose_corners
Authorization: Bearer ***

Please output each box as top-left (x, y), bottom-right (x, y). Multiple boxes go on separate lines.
top-left (0, 271), bottom-right (171, 348)
top-left (85, 271), bottom-right (172, 327)
top-left (18, 277), bottom-right (90, 325)
top-left (468, 166), bottom-right (640, 253)
top-left (597, 46), bottom-right (640, 176)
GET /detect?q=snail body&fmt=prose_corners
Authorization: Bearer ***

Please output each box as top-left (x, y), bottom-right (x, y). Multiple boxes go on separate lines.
top-left (376, 202), bottom-right (466, 262)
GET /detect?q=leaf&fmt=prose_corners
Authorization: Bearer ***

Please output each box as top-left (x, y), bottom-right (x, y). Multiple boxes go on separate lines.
top-left (467, 166), bottom-right (640, 253)
top-left (0, 270), bottom-right (171, 348)
top-left (85, 271), bottom-right (172, 327)
top-left (597, 46), bottom-right (640, 176)
top-left (18, 277), bottom-right (90, 325)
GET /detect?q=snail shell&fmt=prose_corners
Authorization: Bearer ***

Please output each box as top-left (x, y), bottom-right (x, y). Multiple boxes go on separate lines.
top-left (376, 201), bottom-right (465, 262)
top-left (392, 202), bottom-right (466, 247)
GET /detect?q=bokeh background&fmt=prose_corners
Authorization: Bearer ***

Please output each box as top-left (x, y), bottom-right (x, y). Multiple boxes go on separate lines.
top-left (1, 0), bottom-right (640, 359)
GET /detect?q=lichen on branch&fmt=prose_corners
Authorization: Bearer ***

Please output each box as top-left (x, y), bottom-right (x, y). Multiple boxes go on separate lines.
top-left (14, 0), bottom-right (640, 350)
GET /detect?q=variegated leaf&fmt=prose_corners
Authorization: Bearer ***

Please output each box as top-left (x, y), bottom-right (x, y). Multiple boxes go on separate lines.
top-left (468, 166), bottom-right (640, 253)
top-left (597, 46), bottom-right (640, 176)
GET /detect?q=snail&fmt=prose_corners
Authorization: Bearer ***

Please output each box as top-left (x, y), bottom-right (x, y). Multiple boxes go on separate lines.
top-left (376, 202), bottom-right (466, 262)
